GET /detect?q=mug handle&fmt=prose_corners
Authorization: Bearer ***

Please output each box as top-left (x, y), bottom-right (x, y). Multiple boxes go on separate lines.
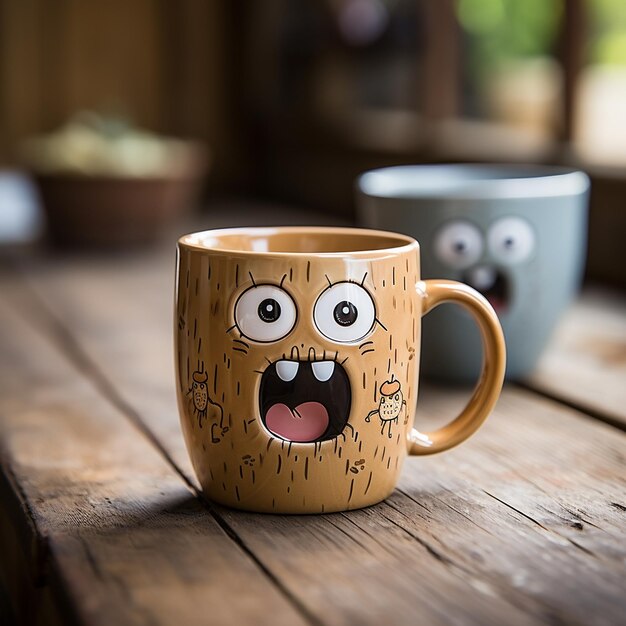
top-left (408, 279), bottom-right (506, 455)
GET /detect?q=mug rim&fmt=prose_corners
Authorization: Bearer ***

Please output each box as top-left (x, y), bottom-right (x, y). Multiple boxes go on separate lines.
top-left (357, 163), bottom-right (590, 201)
top-left (178, 226), bottom-right (419, 258)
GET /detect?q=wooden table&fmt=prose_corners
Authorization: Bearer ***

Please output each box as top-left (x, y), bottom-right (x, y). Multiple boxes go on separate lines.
top-left (1, 213), bottom-right (625, 626)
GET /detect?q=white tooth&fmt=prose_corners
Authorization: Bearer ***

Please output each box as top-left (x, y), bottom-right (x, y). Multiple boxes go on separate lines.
top-left (276, 360), bottom-right (299, 382)
top-left (469, 265), bottom-right (496, 291)
top-left (312, 361), bottom-right (335, 382)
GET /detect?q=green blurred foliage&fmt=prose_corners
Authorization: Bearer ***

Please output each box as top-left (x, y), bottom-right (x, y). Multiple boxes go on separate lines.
top-left (456, 0), bottom-right (563, 76)
top-left (589, 0), bottom-right (626, 65)
top-left (456, 0), bottom-right (626, 72)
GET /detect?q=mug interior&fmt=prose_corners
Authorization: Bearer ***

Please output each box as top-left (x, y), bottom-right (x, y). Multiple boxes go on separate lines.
top-left (358, 164), bottom-right (589, 200)
top-left (180, 226), bottom-right (416, 255)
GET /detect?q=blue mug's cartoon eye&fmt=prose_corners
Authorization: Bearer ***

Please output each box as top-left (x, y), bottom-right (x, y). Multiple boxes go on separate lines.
top-left (235, 284), bottom-right (297, 342)
top-left (314, 282), bottom-right (375, 343)
top-left (434, 220), bottom-right (484, 269)
top-left (488, 217), bottom-right (535, 264)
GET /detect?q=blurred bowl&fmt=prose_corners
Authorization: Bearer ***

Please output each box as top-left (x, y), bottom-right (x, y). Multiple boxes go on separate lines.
top-left (34, 154), bottom-right (206, 248)
top-left (21, 113), bottom-right (208, 247)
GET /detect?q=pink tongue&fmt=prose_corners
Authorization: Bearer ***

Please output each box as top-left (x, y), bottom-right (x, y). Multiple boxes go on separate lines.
top-left (487, 296), bottom-right (506, 313)
top-left (265, 402), bottom-right (329, 442)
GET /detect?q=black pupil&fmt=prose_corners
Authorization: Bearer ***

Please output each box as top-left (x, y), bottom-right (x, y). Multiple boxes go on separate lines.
top-left (258, 298), bottom-right (281, 323)
top-left (334, 301), bottom-right (357, 326)
top-left (454, 240), bottom-right (467, 254)
top-left (504, 237), bottom-right (515, 249)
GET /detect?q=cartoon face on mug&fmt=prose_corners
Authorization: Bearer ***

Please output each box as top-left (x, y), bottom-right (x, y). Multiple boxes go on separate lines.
top-left (176, 252), bottom-right (420, 512)
top-left (234, 276), bottom-right (384, 444)
top-left (432, 216), bottom-right (536, 315)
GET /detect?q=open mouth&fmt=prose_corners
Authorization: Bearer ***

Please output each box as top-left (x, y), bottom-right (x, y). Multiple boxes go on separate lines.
top-left (463, 266), bottom-right (509, 313)
top-left (259, 359), bottom-right (351, 443)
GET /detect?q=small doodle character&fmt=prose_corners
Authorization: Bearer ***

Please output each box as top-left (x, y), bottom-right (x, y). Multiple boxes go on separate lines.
top-left (188, 367), bottom-right (226, 436)
top-left (189, 370), bottom-right (209, 425)
top-left (365, 377), bottom-right (407, 439)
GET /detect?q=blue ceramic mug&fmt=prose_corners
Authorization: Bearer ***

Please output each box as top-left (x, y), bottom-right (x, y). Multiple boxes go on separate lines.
top-left (357, 164), bottom-right (589, 381)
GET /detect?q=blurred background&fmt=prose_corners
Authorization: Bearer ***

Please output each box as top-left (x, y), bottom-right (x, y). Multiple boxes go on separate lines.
top-left (0, 0), bottom-right (625, 286)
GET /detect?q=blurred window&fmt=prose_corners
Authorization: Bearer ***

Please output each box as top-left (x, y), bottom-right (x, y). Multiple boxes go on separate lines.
top-left (575, 0), bottom-right (626, 164)
top-left (253, 0), bottom-right (626, 166)
top-left (457, 0), bottom-right (564, 139)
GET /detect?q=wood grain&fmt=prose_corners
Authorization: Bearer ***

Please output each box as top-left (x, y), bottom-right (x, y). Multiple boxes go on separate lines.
top-left (525, 287), bottom-right (626, 428)
top-left (7, 248), bottom-right (625, 626)
top-left (0, 276), bottom-right (307, 626)
top-left (198, 391), bottom-right (626, 625)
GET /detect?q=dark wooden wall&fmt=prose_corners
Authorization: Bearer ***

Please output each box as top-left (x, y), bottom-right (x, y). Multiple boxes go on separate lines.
top-left (0, 1), bottom-right (623, 287)
top-left (0, 0), bottom-right (246, 189)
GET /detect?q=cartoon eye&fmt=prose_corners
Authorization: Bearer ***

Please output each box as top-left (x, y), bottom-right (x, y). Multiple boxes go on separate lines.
top-left (234, 284), bottom-right (297, 342)
top-left (433, 220), bottom-right (484, 269)
top-left (488, 217), bottom-right (535, 264)
top-left (193, 383), bottom-right (197, 389)
top-left (394, 394), bottom-right (399, 401)
top-left (314, 282), bottom-right (376, 343)
top-left (381, 397), bottom-right (386, 403)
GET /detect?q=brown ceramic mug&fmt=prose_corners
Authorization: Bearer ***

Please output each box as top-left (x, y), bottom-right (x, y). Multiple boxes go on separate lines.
top-left (175, 227), bottom-right (505, 513)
